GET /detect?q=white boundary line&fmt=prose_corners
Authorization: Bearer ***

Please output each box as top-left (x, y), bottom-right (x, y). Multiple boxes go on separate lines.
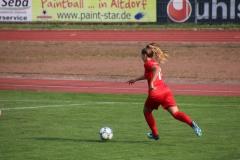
top-left (0, 84), bottom-right (147, 91)
top-left (1, 84), bottom-right (240, 93)
top-left (0, 100), bottom-right (239, 111)
top-left (171, 89), bottom-right (240, 93)
top-left (0, 100), bottom-right (142, 111)
top-left (1, 104), bottom-right (83, 111)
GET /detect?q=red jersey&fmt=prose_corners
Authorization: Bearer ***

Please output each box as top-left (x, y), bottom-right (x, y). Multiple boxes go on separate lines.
top-left (144, 60), bottom-right (170, 95)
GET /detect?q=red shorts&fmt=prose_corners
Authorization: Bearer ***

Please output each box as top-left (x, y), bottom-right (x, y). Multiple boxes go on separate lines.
top-left (144, 91), bottom-right (177, 110)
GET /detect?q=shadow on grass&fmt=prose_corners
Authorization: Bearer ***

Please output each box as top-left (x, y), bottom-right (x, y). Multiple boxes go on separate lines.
top-left (22, 137), bottom-right (176, 146)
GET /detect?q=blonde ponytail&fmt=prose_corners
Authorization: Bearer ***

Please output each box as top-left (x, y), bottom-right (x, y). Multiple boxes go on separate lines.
top-left (146, 44), bottom-right (169, 64)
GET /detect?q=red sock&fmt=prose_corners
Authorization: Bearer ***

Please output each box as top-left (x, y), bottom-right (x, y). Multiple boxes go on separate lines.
top-left (173, 111), bottom-right (192, 126)
top-left (143, 112), bottom-right (158, 136)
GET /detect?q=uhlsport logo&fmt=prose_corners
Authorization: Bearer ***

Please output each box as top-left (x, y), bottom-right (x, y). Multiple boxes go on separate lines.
top-left (167, 0), bottom-right (192, 23)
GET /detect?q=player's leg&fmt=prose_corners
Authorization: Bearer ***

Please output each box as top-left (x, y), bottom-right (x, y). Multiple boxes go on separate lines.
top-left (167, 106), bottom-right (192, 126)
top-left (143, 106), bottom-right (159, 140)
top-left (167, 106), bottom-right (202, 137)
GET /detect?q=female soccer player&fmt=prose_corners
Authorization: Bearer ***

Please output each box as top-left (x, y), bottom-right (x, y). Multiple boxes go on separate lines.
top-left (126, 43), bottom-right (202, 140)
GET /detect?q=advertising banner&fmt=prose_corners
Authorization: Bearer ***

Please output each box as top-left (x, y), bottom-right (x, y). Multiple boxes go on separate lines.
top-left (157, 0), bottom-right (240, 24)
top-left (0, 0), bottom-right (32, 22)
top-left (32, 0), bottom-right (156, 22)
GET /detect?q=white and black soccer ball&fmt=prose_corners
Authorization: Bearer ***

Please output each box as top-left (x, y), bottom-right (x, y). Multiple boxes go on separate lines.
top-left (99, 126), bottom-right (113, 140)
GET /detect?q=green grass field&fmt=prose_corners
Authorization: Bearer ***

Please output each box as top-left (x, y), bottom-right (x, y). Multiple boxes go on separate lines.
top-left (0, 90), bottom-right (239, 160)
top-left (1, 23), bottom-right (240, 30)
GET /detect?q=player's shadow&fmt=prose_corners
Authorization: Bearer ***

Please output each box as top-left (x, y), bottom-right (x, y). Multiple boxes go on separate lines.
top-left (31, 137), bottom-right (109, 143)
top-left (23, 137), bottom-right (176, 146)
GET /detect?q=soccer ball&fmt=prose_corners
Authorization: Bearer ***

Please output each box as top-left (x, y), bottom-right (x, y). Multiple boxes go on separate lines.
top-left (99, 126), bottom-right (113, 140)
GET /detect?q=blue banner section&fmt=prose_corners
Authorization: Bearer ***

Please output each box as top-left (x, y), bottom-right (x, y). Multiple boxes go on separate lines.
top-left (157, 0), bottom-right (240, 23)
top-left (157, 0), bottom-right (240, 24)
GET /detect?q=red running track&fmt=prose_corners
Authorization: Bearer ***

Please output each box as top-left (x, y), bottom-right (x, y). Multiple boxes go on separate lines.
top-left (0, 78), bottom-right (240, 97)
top-left (1, 30), bottom-right (240, 42)
top-left (0, 30), bottom-right (240, 96)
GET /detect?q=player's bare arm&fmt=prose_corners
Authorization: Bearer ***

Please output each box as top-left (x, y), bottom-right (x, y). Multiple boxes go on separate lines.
top-left (150, 65), bottom-right (160, 90)
top-left (127, 75), bottom-right (145, 85)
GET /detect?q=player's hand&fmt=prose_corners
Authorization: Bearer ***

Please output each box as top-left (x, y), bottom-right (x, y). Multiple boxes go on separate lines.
top-left (150, 83), bottom-right (156, 91)
top-left (126, 79), bottom-right (136, 85)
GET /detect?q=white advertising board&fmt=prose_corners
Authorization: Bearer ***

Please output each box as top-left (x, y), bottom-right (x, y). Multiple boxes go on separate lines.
top-left (0, 0), bottom-right (32, 22)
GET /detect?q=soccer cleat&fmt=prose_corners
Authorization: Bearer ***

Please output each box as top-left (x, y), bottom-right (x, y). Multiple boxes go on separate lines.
top-left (191, 121), bottom-right (202, 137)
top-left (147, 133), bottom-right (159, 140)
